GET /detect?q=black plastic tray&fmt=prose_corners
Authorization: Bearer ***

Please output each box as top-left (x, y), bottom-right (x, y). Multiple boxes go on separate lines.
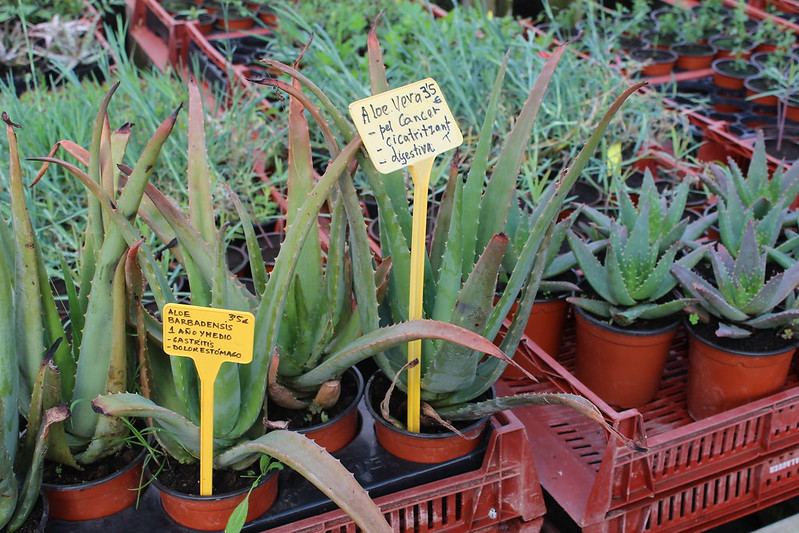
top-left (45, 397), bottom-right (490, 532)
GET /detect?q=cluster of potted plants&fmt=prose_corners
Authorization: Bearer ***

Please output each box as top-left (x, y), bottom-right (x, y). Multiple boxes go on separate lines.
top-left (1, 18), bottom-right (648, 530)
top-left (159, 0), bottom-right (275, 33)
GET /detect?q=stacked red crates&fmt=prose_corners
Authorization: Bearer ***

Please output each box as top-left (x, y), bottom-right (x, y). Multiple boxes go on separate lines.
top-left (497, 324), bottom-right (799, 532)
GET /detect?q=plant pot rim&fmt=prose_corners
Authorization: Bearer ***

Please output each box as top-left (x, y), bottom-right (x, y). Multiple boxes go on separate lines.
top-left (670, 42), bottom-right (716, 55)
top-left (297, 366), bottom-right (364, 436)
top-left (42, 446), bottom-right (146, 492)
top-left (148, 463), bottom-right (277, 501)
top-left (685, 319), bottom-right (799, 357)
top-left (712, 58), bottom-right (760, 76)
top-left (630, 48), bottom-right (678, 62)
top-left (574, 305), bottom-right (681, 337)
top-left (364, 374), bottom-right (492, 440)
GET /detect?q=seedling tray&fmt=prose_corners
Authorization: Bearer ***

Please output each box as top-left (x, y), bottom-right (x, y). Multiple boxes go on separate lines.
top-left (46, 392), bottom-right (543, 532)
top-left (497, 321), bottom-right (799, 532)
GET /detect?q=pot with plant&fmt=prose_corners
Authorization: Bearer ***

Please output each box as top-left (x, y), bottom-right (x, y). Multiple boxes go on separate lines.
top-left (256, 31), bottom-right (647, 463)
top-left (1, 113), bottom-right (73, 533)
top-left (671, 224), bottom-right (799, 421)
top-left (39, 79), bottom-right (401, 532)
top-left (566, 171), bottom-right (713, 408)
top-left (7, 85), bottom-right (180, 521)
top-left (712, 57), bottom-right (760, 90)
top-left (630, 47), bottom-right (678, 76)
top-left (80, 72), bottom-right (523, 530)
top-left (498, 197), bottom-right (588, 378)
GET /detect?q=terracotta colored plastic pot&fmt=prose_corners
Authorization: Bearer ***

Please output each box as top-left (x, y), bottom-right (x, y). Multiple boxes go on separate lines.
top-left (709, 35), bottom-right (755, 60)
top-left (365, 374), bottom-right (490, 463)
top-left (43, 448), bottom-right (145, 521)
top-left (686, 326), bottom-right (797, 420)
top-left (712, 58), bottom-right (760, 90)
top-left (573, 307), bottom-right (678, 409)
top-left (744, 76), bottom-right (780, 107)
top-left (501, 297), bottom-right (569, 380)
top-left (631, 48), bottom-right (678, 76)
top-left (151, 469), bottom-right (278, 531)
top-left (670, 42), bottom-right (716, 71)
top-left (787, 99), bottom-right (799, 122)
top-left (298, 367), bottom-right (364, 453)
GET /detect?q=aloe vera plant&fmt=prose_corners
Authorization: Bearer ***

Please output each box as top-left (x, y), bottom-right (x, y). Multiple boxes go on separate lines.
top-left (700, 134), bottom-right (799, 258)
top-left (15, 82), bottom-right (182, 472)
top-left (672, 222), bottom-right (799, 339)
top-left (0, 112), bottom-right (71, 532)
top-left (568, 170), bottom-right (711, 326)
top-left (254, 24), bottom-right (648, 433)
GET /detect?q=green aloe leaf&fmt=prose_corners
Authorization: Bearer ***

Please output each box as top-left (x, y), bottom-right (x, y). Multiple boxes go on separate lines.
top-left (215, 431), bottom-right (391, 533)
top-left (567, 230), bottom-right (616, 304)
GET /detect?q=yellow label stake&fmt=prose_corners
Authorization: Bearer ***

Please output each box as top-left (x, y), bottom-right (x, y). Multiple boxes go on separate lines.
top-left (349, 79), bottom-right (462, 432)
top-left (163, 303), bottom-right (255, 496)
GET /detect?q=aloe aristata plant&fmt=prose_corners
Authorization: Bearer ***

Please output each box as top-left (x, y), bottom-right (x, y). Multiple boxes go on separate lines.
top-left (1, 113), bottom-right (71, 532)
top-left (567, 170), bottom-right (712, 326)
top-left (700, 133), bottom-right (799, 258)
top-left (672, 222), bottom-right (799, 339)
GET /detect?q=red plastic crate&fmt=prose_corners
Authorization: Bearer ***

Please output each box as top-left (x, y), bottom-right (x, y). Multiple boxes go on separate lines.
top-left (263, 410), bottom-right (546, 533)
top-left (497, 322), bottom-right (799, 531)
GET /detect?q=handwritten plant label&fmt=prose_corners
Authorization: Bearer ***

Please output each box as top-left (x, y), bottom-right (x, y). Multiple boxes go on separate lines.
top-left (163, 303), bottom-right (254, 364)
top-left (348, 78), bottom-right (463, 174)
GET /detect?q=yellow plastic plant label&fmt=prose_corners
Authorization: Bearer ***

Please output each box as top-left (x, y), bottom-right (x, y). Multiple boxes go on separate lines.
top-left (163, 303), bottom-right (254, 363)
top-left (163, 303), bottom-right (255, 496)
top-left (349, 80), bottom-right (462, 434)
top-left (348, 78), bottom-right (463, 174)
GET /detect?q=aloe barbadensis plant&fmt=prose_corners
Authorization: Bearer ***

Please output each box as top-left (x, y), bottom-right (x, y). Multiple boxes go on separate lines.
top-left (700, 134), bottom-right (799, 258)
top-left (79, 74), bottom-right (528, 531)
top-left (1, 113), bottom-right (71, 531)
top-left (254, 24), bottom-right (646, 440)
top-left (672, 222), bottom-right (799, 339)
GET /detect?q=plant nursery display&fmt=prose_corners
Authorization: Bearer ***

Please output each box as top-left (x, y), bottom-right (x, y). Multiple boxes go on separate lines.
top-left (5, 0), bottom-right (799, 531)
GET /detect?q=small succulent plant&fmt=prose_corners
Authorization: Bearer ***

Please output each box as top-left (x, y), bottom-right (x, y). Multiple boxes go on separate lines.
top-left (672, 222), bottom-right (799, 339)
top-left (567, 171), bottom-right (708, 326)
top-left (700, 134), bottom-right (799, 258)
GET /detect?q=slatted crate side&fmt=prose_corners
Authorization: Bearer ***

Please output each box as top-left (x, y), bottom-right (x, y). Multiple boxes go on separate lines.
top-left (264, 411), bottom-right (544, 533)
top-left (594, 443), bottom-right (799, 533)
top-left (499, 323), bottom-right (799, 527)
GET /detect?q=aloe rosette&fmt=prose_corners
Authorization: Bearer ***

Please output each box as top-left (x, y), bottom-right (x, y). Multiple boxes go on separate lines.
top-left (700, 134), bottom-right (799, 258)
top-left (567, 175), bottom-right (707, 326)
top-left (672, 221), bottom-right (799, 339)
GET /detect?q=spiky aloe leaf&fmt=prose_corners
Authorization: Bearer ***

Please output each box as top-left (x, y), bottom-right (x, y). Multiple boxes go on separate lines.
top-left (612, 298), bottom-right (695, 325)
top-left (422, 234), bottom-right (508, 394)
top-left (606, 224), bottom-right (637, 307)
top-left (629, 243), bottom-right (681, 301)
top-left (693, 283), bottom-right (751, 322)
top-left (744, 309), bottom-right (799, 330)
top-left (568, 230), bottom-right (616, 304)
top-left (741, 262), bottom-right (799, 316)
top-left (91, 393), bottom-right (237, 458)
top-left (215, 431), bottom-right (391, 533)
top-left (461, 52), bottom-right (509, 277)
top-left (715, 322), bottom-right (753, 338)
top-left (4, 113), bottom-right (48, 401)
top-left (567, 296), bottom-right (613, 318)
top-left (5, 404), bottom-right (70, 532)
top-left (286, 319), bottom-right (511, 390)
top-left (187, 77), bottom-right (216, 244)
top-left (477, 43), bottom-right (570, 255)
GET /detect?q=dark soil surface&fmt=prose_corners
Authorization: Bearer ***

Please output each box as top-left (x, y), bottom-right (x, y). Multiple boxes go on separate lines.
top-left (152, 456), bottom-right (257, 496)
top-left (367, 373), bottom-right (490, 435)
top-left (43, 447), bottom-right (140, 485)
top-left (265, 369), bottom-right (360, 430)
top-left (688, 316), bottom-right (798, 354)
